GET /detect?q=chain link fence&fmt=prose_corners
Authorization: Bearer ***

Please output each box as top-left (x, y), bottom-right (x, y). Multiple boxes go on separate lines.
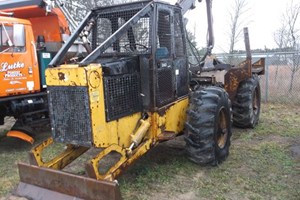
top-left (190, 51), bottom-right (300, 105)
top-left (260, 52), bottom-right (300, 104)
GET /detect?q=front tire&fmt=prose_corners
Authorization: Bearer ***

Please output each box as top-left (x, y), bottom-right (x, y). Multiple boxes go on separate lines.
top-left (185, 86), bottom-right (232, 166)
top-left (233, 75), bottom-right (261, 128)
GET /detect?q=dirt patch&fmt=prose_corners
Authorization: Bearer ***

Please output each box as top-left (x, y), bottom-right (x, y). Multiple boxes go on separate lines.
top-left (290, 144), bottom-right (300, 161)
top-left (0, 196), bottom-right (27, 200)
top-left (150, 191), bottom-right (199, 200)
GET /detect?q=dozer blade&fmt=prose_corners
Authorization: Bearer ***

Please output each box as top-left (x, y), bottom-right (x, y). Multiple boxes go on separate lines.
top-left (15, 162), bottom-right (122, 200)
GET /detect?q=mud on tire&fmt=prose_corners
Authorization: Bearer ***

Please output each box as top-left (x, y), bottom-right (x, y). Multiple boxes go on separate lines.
top-left (185, 86), bottom-right (232, 166)
top-left (233, 74), bottom-right (261, 128)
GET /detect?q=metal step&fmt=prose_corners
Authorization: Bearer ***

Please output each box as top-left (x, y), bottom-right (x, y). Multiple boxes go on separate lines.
top-left (157, 131), bottom-right (177, 141)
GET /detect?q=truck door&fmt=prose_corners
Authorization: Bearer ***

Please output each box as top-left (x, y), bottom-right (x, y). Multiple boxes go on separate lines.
top-left (155, 7), bottom-right (189, 108)
top-left (0, 22), bottom-right (40, 97)
top-left (155, 8), bottom-right (175, 107)
top-left (173, 9), bottom-right (189, 98)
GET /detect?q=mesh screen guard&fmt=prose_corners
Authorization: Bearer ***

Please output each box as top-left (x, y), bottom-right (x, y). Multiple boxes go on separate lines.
top-left (103, 72), bottom-right (141, 121)
top-left (47, 86), bottom-right (93, 147)
top-left (80, 1), bottom-right (153, 65)
top-left (94, 12), bottom-right (151, 55)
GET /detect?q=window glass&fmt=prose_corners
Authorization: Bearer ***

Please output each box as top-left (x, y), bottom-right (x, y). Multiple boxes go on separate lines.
top-left (0, 24), bottom-right (25, 53)
top-left (0, 25), bottom-right (13, 52)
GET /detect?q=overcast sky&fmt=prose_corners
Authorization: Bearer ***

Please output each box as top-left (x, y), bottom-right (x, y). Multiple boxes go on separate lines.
top-left (168, 0), bottom-right (300, 53)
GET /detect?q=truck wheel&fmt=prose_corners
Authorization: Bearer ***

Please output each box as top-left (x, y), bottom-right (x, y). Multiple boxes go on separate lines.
top-left (185, 86), bottom-right (232, 166)
top-left (233, 75), bottom-right (261, 128)
top-left (11, 120), bottom-right (34, 136)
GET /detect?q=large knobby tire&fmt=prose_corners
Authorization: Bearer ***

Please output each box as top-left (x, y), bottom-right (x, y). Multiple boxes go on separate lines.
top-left (185, 86), bottom-right (232, 166)
top-left (233, 75), bottom-right (261, 128)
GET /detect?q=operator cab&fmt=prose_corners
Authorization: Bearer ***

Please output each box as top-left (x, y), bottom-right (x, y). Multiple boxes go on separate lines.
top-left (50, 0), bottom-right (189, 115)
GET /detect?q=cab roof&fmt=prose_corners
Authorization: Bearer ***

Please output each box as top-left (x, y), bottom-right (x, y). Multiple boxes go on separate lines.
top-left (0, 16), bottom-right (31, 25)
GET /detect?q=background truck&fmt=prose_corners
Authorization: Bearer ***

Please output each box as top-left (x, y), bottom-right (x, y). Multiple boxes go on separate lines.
top-left (15, 0), bottom-right (264, 199)
top-left (0, 0), bottom-right (78, 143)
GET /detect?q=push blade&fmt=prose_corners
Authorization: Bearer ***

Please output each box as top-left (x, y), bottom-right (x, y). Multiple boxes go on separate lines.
top-left (15, 162), bottom-right (122, 200)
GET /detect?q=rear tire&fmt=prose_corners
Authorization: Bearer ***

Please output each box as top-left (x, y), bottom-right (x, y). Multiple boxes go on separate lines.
top-left (185, 86), bottom-right (232, 166)
top-left (233, 75), bottom-right (261, 128)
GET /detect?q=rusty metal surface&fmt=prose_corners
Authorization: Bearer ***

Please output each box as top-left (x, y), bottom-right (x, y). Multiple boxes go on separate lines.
top-left (17, 162), bottom-right (122, 200)
top-left (244, 27), bottom-right (252, 62)
top-left (85, 144), bottom-right (127, 181)
top-left (224, 61), bottom-right (251, 102)
top-left (157, 131), bottom-right (176, 141)
top-left (224, 28), bottom-right (253, 101)
top-left (15, 183), bottom-right (84, 200)
top-left (225, 57), bottom-right (265, 101)
top-left (252, 58), bottom-right (265, 75)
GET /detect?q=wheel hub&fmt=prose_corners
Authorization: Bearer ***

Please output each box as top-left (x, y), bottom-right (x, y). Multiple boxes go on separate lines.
top-left (217, 108), bottom-right (228, 149)
top-left (253, 88), bottom-right (259, 115)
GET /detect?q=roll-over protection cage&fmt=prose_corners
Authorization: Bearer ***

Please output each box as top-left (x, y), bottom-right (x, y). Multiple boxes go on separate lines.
top-left (49, 0), bottom-right (189, 110)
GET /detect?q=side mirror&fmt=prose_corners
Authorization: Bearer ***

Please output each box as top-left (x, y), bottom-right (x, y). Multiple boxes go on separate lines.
top-left (13, 24), bottom-right (25, 47)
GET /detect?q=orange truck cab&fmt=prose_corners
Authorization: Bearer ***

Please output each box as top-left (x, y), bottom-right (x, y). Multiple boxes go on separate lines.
top-left (0, 0), bottom-right (71, 143)
top-left (0, 17), bottom-right (41, 97)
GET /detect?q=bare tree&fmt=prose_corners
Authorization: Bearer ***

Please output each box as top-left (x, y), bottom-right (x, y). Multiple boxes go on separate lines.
top-left (273, 21), bottom-right (289, 82)
top-left (62, 0), bottom-right (116, 23)
top-left (274, 0), bottom-right (300, 92)
top-left (286, 1), bottom-right (300, 92)
top-left (228, 0), bottom-right (250, 54)
top-left (285, 1), bottom-right (300, 49)
top-left (274, 21), bottom-right (289, 50)
top-left (224, 0), bottom-right (251, 65)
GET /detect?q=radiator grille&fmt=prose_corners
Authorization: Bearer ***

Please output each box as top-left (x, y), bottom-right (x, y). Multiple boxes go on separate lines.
top-left (104, 73), bottom-right (141, 121)
top-left (47, 86), bottom-right (92, 147)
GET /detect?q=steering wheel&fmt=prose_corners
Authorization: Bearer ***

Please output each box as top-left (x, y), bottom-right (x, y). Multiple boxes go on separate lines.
top-left (124, 43), bottom-right (149, 52)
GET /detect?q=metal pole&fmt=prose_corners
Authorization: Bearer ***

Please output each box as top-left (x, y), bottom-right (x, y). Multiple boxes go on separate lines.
top-left (265, 52), bottom-right (269, 103)
top-left (49, 11), bottom-right (93, 67)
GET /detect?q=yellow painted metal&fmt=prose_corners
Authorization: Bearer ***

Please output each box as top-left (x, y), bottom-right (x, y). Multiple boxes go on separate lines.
top-left (46, 64), bottom-right (142, 148)
top-left (29, 137), bottom-right (54, 166)
top-left (29, 137), bottom-right (89, 169)
top-left (86, 144), bottom-right (127, 181)
top-left (164, 97), bottom-right (189, 133)
top-left (44, 64), bottom-right (190, 182)
top-left (86, 139), bottom-right (153, 181)
top-left (122, 139), bottom-right (152, 169)
top-left (131, 119), bottom-right (150, 146)
top-left (87, 64), bottom-right (142, 147)
top-left (42, 145), bottom-right (89, 169)
top-left (149, 97), bottom-right (189, 140)
top-left (45, 64), bottom-right (87, 86)
top-left (116, 113), bottom-right (143, 148)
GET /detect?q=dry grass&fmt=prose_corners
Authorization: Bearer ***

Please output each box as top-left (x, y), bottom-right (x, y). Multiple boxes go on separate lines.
top-left (0, 103), bottom-right (299, 199)
top-left (119, 103), bottom-right (300, 200)
top-left (260, 65), bottom-right (300, 104)
top-left (0, 119), bottom-right (51, 197)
